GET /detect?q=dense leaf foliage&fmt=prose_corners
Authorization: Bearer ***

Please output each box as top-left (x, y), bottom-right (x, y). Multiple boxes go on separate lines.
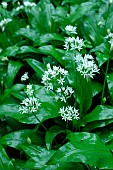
top-left (0, 0), bottom-right (113, 169)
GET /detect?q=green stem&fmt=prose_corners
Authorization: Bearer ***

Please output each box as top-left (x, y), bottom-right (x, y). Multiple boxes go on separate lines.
top-left (65, 121), bottom-right (68, 136)
top-left (104, 2), bottom-right (111, 34)
top-left (101, 59), bottom-right (109, 104)
top-left (32, 112), bottom-right (47, 131)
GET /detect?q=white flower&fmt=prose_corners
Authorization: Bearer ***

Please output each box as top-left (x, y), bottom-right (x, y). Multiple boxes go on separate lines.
top-left (64, 36), bottom-right (84, 51)
top-left (21, 72), bottom-right (29, 81)
top-left (1, 2), bottom-right (8, 9)
top-left (65, 25), bottom-right (77, 34)
top-left (59, 106), bottom-right (79, 121)
top-left (26, 84), bottom-right (34, 96)
top-left (16, 5), bottom-right (24, 11)
top-left (109, 0), bottom-right (113, 3)
top-left (23, 1), bottom-right (36, 7)
top-left (0, 18), bottom-right (12, 31)
top-left (75, 54), bottom-right (99, 79)
top-left (58, 77), bottom-right (65, 85)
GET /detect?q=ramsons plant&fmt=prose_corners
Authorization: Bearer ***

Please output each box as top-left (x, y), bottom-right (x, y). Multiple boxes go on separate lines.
top-left (0, 0), bottom-right (113, 170)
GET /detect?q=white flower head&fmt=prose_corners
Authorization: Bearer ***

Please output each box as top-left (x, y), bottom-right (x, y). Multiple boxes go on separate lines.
top-left (75, 54), bottom-right (99, 79)
top-left (19, 97), bottom-right (41, 114)
top-left (1, 2), bottom-right (8, 9)
top-left (16, 5), bottom-right (24, 11)
top-left (26, 84), bottom-right (34, 96)
top-left (23, 1), bottom-right (36, 7)
top-left (65, 25), bottom-right (77, 35)
top-left (59, 106), bottom-right (79, 121)
top-left (21, 72), bottom-right (29, 81)
top-left (0, 18), bottom-right (12, 31)
top-left (64, 36), bottom-right (84, 51)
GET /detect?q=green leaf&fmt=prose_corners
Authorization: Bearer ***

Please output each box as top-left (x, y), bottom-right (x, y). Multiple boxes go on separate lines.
top-left (96, 52), bottom-right (110, 67)
top-left (0, 144), bottom-right (15, 170)
top-left (49, 132), bottom-right (113, 169)
top-left (21, 144), bottom-right (55, 169)
top-left (83, 119), bottom-right (113, 131)
top-left (45, 126), bottom-right (64, 150)
top-left (82, 105), bottom-right (113, 126)
top-left (29, 0), bottom-right (56, 33)
top-left (0, 103), bottom-right (24, 121)
top-left (38, 45), bottom-right (62, 63)
top-left (34, 33), bottom-right (64, 46)
top-left (91, 81), bottom-right (102, 97)
top-left (0, 45), bottom-right (19, 58)
top-left (68, 2), bottom-right (98, 24)
top-left (40, 162), bottom-right (85, 170)
top-left (13, 159), bottom-right (31, 170)
top-left (5, 60), bottom-right (22, 88)
top-left (0, 129), bottom-right (41, 149)
top-left (107, 73), bottom-right (113, 101)
top-left (81, 16), bottom-right (105, 46)
top-left (77, 73), bottom-right (92, 115)
top-left (99, 130), bottom-right (113, 144)
top-left (24, 58), bottom-right (46, 78)
top-left (15, 28), bottom-right (39, 42)
top-left (17, 46), bottom-right (40, 55)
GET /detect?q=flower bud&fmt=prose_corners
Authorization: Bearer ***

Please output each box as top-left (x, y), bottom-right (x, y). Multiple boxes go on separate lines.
top-left (27, 137), bottom-right (32, 144)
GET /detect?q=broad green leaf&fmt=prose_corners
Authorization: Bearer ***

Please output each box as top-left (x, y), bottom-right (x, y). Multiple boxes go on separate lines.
top-left (37, 45), bottom-right (62, 63)
top-left (0, 104), bottom-right (24, 121)
top-left (15, 28), bottom-right (39, 42)
top-left (99, 130), bottom-right (113, 143)
top-left (0, 144), bottom-right (15, 170)
top-left (40, 162), bottom-right (85, 170)
top-left (107, 73), bottom-right (113, 101)
top-left (5, 60), bottom-right (22, 88)
top-left (68, 2), bottom-right (98, 24)
top-left (24, 58), bottom-right (45, 78)
top-left (91, 81), bottom-right (102, 97)
top-left (96, 52), bottom-right (110, 67)
top-left (45, 126), bottom-right (64, 150)
top-left (0, 45), bottom-right (19, 58)
top-left (62, 0), bottom-right (87, 5)
top-left (29, 0), bottom-right (56, 33)
top-left (17, 46), bottom-right (40, 55)
top-left (90, 43), bottom-right (109, 54)
top-left (21, 144), bottom-right (55, 169)
top-left (34, 33), bottom-right (64, 46)
top-left (13, 159), bottom-right (31, 170)
top-left (49, 132), bottom-right (113, 169)
top-left (83, 118), bottom-right (113, 131)
top-left (0, 129), bottom-right (41, 149)
top-left (81, 16), bottom-right (105, 46)
top-left (76, 73), bottom-right (92, 115)
top-left (82, 105), bottom-right (113, 126)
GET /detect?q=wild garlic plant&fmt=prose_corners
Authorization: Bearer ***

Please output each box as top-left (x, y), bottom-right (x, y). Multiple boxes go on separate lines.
top-left (42, 63), bottom-right (79, 121)
top-left (18, 72), bottom-right (41, 114)
top-left (64, 25), bottom-right (99, 80)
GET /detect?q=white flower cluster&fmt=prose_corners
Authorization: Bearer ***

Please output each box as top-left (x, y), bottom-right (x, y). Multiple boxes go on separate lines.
top-left (23, 1), bottom-right (36, 7)
top-left (65, 25), bottom-right (77, 34)
top-left (59, 106), bottom-right (79, 121)
top-left (42, 63), bottom-right (74, 103)
top-left (105, 31), bottom-right (113, 46)
top-left (75, 54), bottom-right (100, 79)
top-left (16, 1), bottom-right (36, 11)
top-left (64, 25), bottom-right (84, 51)
top-left (19, 74), bottom-right (41, 114)
top-left (0, 18), bottom-right (12, 31)
top-left (21, 72), bottom-right (29, 81)
top-left (1, 2), bottom-right (8, 8)
top-left (19, 96), bottom-right (41, 114)
top-left (64, 36), bottom-right (84, 51)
